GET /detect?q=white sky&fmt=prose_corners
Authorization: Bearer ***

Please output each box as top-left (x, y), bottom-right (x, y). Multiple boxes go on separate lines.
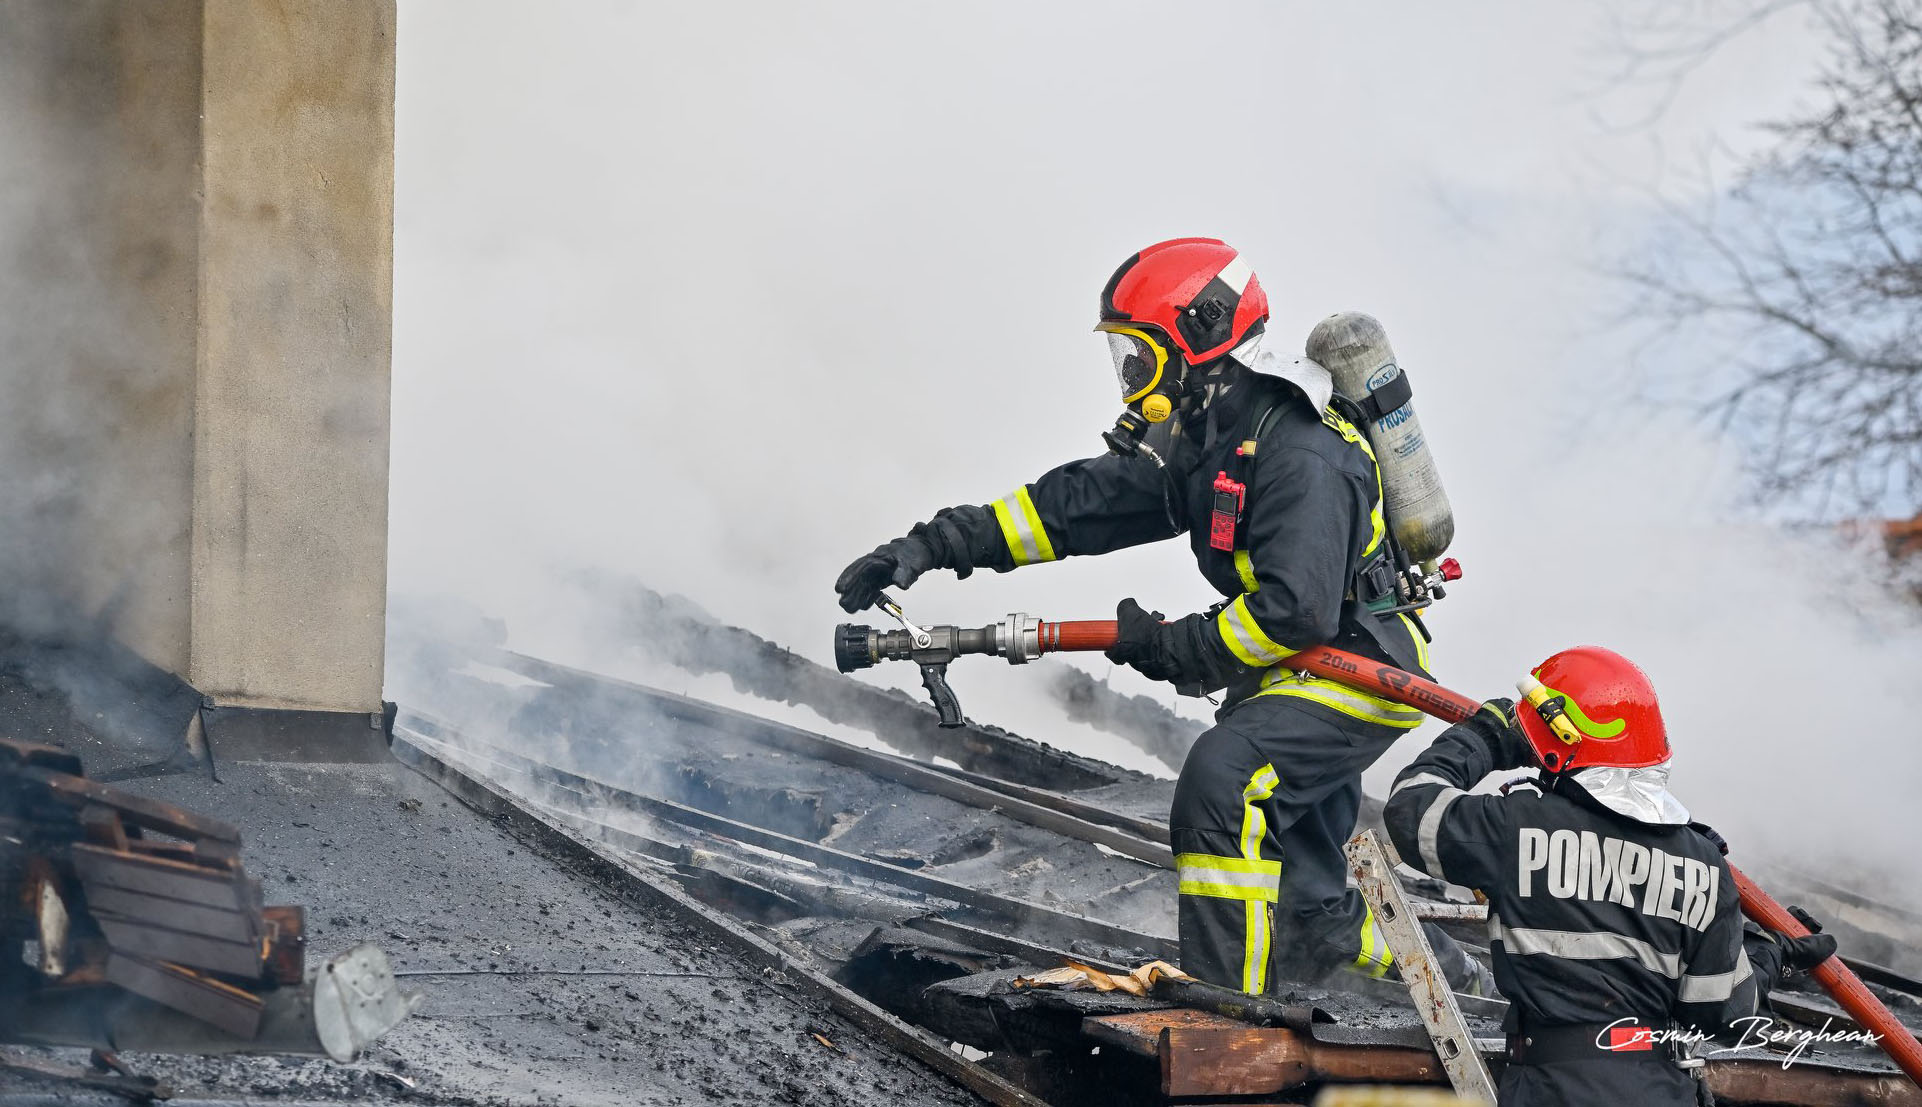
top-left (389, 2), bottom-right (1921, 893)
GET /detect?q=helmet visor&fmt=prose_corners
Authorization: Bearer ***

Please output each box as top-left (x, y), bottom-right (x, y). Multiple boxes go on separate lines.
top-left (1104, 328), bottom-right (1168, 402)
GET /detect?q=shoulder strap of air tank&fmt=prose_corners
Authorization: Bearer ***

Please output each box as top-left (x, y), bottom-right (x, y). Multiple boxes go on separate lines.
top-left (1324, 392), bottom-right (1371, 443)
top-left (1326, 392), bottom-right (1411, 619)
top-left (1246, 381), bottom-right (1288, 452)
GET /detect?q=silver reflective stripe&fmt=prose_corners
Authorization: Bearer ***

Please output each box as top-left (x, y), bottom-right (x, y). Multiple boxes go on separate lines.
top-left (1219, 603), bottom-right (1287, 665)
top-left (1417, 786), bottom-right (1464, 881)
top-left (997, 493), bottom-right (1044, 565)
top-left (1177, 866), bottom-right (1278, 892)
top-left (1679, 950), bottom-right (1754, 1003)
top-left (1495, 922), bottom-right (1683, 978)
top-left (1391, 772), bottom-right (1452, 797)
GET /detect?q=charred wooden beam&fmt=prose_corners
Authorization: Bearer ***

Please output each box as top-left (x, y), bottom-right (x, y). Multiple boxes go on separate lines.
top-left (495, 645), bottom-right (1122, 791)
top-left (914, 759), bottom-right (1172, 844)
top-left (834, 927), bottom-right (1016, 1026)
top-left (400, 727), bottom-right (1181, 962)
top-left (904, 915), bottom-right (1129, 975)
top-left (494, 652), bottom-right (1173, 864)
top-left (1085, 1009), bottom-right (1922, 1107)
top-left (1147, 976), bottom-right (1332, 1033)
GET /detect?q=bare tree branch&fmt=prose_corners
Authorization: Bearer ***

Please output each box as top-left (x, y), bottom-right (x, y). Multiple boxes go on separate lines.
top-left (1616, 0), bottom-right (1922, 519)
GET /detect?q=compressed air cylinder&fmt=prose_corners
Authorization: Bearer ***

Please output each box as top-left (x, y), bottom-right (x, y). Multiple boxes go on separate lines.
top-left (1306, 312), bottom-right (1455, 561)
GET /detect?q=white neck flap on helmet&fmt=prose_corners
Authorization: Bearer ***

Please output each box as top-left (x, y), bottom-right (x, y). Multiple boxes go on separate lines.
top-left (1568, 762), bottom-right (1691, 826)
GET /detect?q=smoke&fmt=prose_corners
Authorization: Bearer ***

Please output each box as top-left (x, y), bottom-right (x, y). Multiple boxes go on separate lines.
top-left (389, 3), bottom-right (1921, 907)
top-left (0, 8), bottom-right (199, 664)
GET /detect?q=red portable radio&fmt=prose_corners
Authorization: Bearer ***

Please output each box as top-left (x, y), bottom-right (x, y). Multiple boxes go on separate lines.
top-left (1209, 469), bottom-right (1245, 552)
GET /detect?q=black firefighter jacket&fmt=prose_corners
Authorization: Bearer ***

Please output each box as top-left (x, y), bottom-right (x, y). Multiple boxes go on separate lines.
top-left (922, 372), bottom-right (1430, 704)
top-left (1383, 709), bottom-right (1762, 1034)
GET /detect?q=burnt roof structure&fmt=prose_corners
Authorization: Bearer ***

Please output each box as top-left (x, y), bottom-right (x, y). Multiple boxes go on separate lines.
top-left (4, 600), bottom-right (1919, 1105)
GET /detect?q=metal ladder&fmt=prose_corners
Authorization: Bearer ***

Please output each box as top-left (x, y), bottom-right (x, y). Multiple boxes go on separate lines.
top-left (1346, 828), bottom-right (1499, 1103)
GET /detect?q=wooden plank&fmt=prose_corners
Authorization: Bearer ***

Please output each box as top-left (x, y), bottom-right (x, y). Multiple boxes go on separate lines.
top-left (79, 805), bottom-right (130, 851)
top-left (71, 844), bottom-right (249, 910)
top-left (104, 951), bottom-right (263, 1039)
top-left (26, 767), bottom-right (240, 844)
top-left (83, 886), bottom-right (259, 944)
top-left (1160, 1025), bottom-right (1310, 1098)
top-left (1705, 1059), bottom-right (1922, 1107)
top-left (0, 736), bottom-right (84, 776)
top-left (93, 912), bottom-right (264, 979)
top-left (1158, 1025), bottom-right (1449, 1099)
top-left (1084, 1008), bottom-right (1241, 1058)
top-left (262, 906), bottom-right (305, 985)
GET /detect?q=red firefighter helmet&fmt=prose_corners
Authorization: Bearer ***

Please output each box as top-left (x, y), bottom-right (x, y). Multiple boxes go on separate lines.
top-left (1516, 646), bottom-right (1671, 773)
top-left (1098, 238), bottom-right (1269, 366)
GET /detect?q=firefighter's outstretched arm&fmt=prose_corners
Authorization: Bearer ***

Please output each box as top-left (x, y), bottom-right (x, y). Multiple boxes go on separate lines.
top-left (835, 448), bottom-right (1179, 613)
top-left (1675, 838), bottom-right (1838, 1033)
top-left (1383, 702), bottom-right (1533, 890)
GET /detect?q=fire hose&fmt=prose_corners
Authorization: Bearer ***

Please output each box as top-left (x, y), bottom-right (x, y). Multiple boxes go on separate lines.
top-left (834, 604), bottom-right (1922, 1084)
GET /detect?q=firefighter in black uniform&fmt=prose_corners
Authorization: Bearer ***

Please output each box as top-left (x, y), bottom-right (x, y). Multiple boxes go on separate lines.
top-left (834, 238), bottom-right (1484, 995)
top-left (1384, 645), bottom-right (1836, 1106)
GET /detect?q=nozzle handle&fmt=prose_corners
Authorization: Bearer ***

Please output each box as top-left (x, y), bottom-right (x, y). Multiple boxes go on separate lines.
top-left (919, 662), bottom-right (963, 728)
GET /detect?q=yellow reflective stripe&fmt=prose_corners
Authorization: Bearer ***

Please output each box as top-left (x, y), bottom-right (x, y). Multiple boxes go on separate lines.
top-left (1176, 853), bottom-right (1283, 879)
top-left (1215, 595), bottom-right (1298, 668)
top-left (1016, 488), bottom-right (1057, 563)
top-left (1233, 550), bottom-right (1259, 593)
top-left (990, 487), bottom-right (1057, 567)
top-left (1322, 407), bottom-right (1387, 557)
top-left (1236, 764), bottom-right (1281, 995)
top-left (1254, 672), bottom-right (1426, 729)
top-left (1354, 907), bottom-right (1394, 978)
top-left (1239, 764), bottom-right (1279, 862)
top-left (1179, 879), bottom-right (1280, 902)
top-left (1398, 612), bottom-right (1430, 674)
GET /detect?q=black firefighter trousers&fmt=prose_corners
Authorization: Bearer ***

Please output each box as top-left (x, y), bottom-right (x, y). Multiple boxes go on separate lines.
top-left (1500, 1056), bottom-right (1700, 1107)
top-left (1170, 691), bottom-right (1434, 993)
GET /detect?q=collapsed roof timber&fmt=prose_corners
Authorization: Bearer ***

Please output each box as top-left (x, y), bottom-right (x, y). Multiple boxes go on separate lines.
top-left (3, 595), bottom-right (1920, 1105)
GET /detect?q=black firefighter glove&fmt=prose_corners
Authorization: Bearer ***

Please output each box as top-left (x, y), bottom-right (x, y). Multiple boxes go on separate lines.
top-left (1773, 905), bottom-right (1838, 974)
top-left (835, 535), bottom-right (942, 613)
top-left (833, 506), bottom-right (991, 613)
top-left (1469, 697), bottom-right (1535, 771)
top-left (1743, 921), bottom-right (1837, 995)
top-left (1104, 599), bottom-right (1237, 694)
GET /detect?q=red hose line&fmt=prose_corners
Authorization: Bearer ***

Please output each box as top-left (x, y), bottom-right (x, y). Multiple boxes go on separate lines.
top-left (1731, 868), bottom-right (1922, 1084)
top-left (1039, 620), bottom-right (1118, 654)
top-left (1037, 617), bottom-right (1922, 1084)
